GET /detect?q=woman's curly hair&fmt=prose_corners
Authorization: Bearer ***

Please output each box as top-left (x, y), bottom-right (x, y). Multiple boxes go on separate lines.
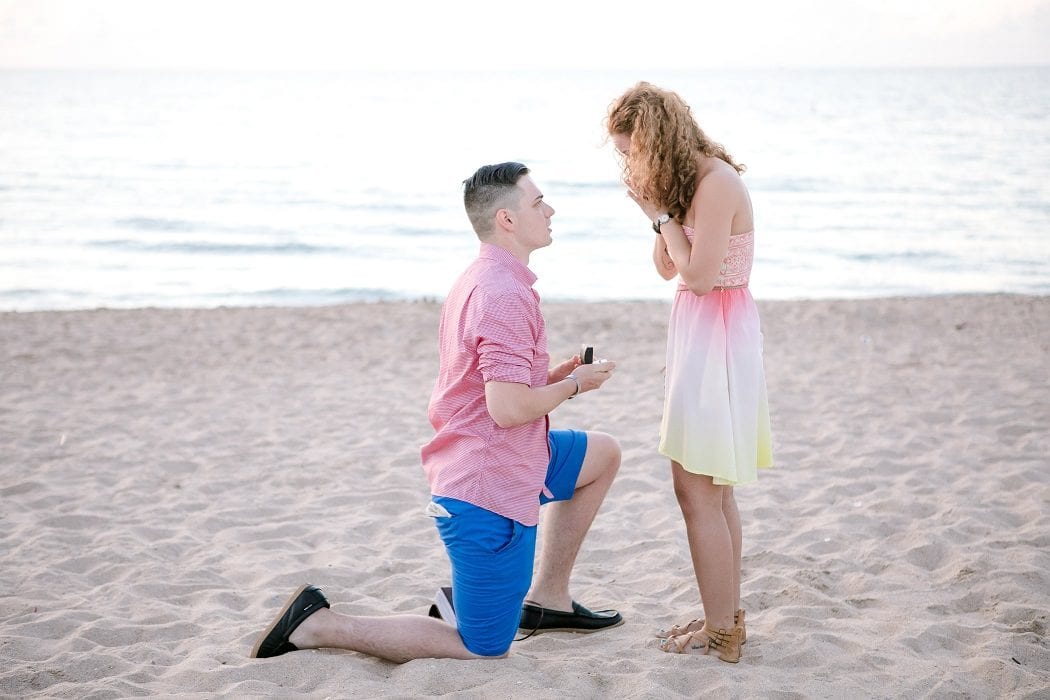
top-left (607, 82), bottom-right (744, 223)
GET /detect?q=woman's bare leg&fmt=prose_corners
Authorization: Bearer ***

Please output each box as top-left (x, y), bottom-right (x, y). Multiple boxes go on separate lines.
top-left (670, 462), bottom-right (734, 632)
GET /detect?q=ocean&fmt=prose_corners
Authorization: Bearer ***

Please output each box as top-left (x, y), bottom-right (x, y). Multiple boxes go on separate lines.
top-left (2, 67), bottom-right (1048, 310)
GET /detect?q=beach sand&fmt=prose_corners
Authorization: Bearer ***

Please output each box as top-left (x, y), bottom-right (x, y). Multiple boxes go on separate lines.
top-left (2, 295), bottom-right (1048, 698)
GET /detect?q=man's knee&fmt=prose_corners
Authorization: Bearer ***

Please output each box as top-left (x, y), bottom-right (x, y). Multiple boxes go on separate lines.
top-left (587, 431), bottom-right (622, 474)
top-left (461, 634), bottom-right (514, 658)
top-left (469, 647), bottom-right (511, 659)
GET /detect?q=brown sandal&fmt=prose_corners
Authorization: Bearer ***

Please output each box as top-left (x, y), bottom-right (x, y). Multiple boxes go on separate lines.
top-left (655, 609), bottom-right (746, 644)
top-left (658, 626), bottom-right (743, 663)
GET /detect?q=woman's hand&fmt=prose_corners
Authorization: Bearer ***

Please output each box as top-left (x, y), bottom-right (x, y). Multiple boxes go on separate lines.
top-left (626, 188), bottom-right (665, 223)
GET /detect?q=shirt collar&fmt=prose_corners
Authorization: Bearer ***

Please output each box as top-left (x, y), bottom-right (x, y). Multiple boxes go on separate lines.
top-left (478, 242), bottom-right (537, 288)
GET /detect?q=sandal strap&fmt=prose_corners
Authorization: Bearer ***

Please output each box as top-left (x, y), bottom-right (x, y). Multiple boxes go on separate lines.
top-left (664, 609), bottom-right (744, 637)
top-left (706, 628), bottom-right (739, 650)
top-left (660, 630), bottom-right (700, 654)
top-left (666, 618), bottom-right (703, 637)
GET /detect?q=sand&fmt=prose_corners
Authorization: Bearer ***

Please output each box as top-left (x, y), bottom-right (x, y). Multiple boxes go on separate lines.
top-left (2, 295), bottom-right (1048, 698)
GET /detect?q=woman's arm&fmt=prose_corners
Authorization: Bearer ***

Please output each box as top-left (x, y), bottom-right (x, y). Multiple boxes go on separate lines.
top-left (662, 172), bottom-right (736, 296)
top-left (626, 189), bottom-right (680, 281)
top-left (653, 234), bottom-right (677, 280)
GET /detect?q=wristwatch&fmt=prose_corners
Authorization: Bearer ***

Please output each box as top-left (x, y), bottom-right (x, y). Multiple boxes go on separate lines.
top-left (652, 213), bottom-right (671, 234)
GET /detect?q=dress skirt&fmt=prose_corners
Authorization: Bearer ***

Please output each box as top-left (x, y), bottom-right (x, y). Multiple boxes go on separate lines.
top-left (658, 287), bottom-right (774, 485)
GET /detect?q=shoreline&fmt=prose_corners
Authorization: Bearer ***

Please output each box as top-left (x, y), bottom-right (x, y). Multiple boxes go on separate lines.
top-left (2, 290), bottom-right (1046, 316)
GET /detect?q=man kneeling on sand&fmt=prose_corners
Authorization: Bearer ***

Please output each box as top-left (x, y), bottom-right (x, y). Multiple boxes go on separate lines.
top-left (250, 162), bottom-right (623, 662)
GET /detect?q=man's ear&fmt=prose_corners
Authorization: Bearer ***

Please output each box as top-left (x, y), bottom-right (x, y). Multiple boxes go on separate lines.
top-left (495, 208), bottom-right (514, 231)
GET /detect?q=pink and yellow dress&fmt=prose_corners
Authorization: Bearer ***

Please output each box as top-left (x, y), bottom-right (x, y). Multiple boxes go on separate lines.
top-left (659, 227), bottom-right (774, 484)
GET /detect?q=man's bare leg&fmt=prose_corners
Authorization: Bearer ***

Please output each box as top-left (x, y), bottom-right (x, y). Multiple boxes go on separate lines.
top-left (285, 609), bottom-right (490, 663)
top-left (525, 431), bottom-right (621, 611)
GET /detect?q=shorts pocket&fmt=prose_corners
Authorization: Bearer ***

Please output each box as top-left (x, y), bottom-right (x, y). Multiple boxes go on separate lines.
top-left (488, 519), bottom-right (524, 555)
top-left (474, 511), bottom-right (523, 555)
top-left (433, 498), bottom-right (525, 557)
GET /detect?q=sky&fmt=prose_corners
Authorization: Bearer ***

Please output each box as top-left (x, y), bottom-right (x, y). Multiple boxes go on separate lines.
top-left (0, 0), bottom-right (1048, 70)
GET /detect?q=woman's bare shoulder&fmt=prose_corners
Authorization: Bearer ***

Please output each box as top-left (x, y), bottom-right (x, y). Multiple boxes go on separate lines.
top-left (692, 160), bottom-right (752, 231)
top-left (698, 158), bottom-right (743, 183)
top-left (694, 161), bottom-right (745, 200)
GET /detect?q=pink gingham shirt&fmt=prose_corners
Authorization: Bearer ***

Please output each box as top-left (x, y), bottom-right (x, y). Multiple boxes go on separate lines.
top-left (421, 242), bottom-right (551, 526)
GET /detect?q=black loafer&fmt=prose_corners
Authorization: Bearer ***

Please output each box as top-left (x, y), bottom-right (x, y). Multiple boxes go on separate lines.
top-left (518, 600), bottom-right (624, 637)
top-left (250, 584), bottom-right (330, 658)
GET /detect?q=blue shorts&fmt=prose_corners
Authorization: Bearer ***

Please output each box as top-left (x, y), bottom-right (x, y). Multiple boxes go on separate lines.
top-left (432, 429), bottom-right (588, 656)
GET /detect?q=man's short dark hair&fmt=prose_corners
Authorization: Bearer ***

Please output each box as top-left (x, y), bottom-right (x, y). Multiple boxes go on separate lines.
top-left (463, 162), bottom-right (530, 237)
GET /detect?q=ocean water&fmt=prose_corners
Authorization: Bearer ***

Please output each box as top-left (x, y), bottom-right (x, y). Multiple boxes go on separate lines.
top-left (2, 67), bottom-right (1048, 310)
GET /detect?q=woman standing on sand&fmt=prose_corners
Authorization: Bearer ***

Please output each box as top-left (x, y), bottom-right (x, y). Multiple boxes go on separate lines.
top-left (606, 82), bottom-right (773, 663)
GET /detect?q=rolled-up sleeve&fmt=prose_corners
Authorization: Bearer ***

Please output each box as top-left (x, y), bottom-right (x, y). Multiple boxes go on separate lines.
top-left (476, 292), bottom-right (536, 385)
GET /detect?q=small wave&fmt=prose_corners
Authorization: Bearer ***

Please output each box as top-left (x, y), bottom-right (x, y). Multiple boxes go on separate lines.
top-left (199, 287), bottom-right (412, 305)
top-left (0, 286), bottom-right (416, 311)
top-left (0, 288), bottom-right (52, 298)
top-left (847, 250), bottom-right (939, 263)
top-left (0, 288), bottom-right (92, 311)
top-left (89, 239), bottom-right (343, 255)
top-left (345, 202), bottom-right (442, 213)
top-left (749, 177), bottom-right (834, 193)
top-left (392, 227), bottom-right (460, 238)
top-left (116, 217), bottom-right (199, 232)
top-left (547, 180), bottom-right (621, 191)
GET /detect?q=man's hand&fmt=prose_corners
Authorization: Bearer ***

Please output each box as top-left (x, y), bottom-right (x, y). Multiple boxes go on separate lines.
top-left (547, 355), bottom-right (581, 385)
top-left (573, 360), bottom-right (616, 394)
top-left (487, 359), bottom-right (617, 429)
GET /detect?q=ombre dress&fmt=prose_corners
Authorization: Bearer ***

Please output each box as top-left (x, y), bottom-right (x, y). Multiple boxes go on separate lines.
top-left (659, 227), bottom-right (774, 484)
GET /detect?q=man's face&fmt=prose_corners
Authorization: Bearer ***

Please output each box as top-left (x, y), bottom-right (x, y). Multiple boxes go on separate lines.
top-left (510, 175), bottom-right (555, 250)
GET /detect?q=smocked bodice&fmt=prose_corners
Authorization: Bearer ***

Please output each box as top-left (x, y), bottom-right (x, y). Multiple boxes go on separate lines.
top-left (679, 227), bottom-right (754, 290)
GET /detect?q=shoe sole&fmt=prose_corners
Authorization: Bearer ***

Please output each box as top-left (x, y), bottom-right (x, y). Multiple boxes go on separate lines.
top-left (250, 583), bottom-right (311, 658)
top-left (517, 617), bottom-right (625, 635)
